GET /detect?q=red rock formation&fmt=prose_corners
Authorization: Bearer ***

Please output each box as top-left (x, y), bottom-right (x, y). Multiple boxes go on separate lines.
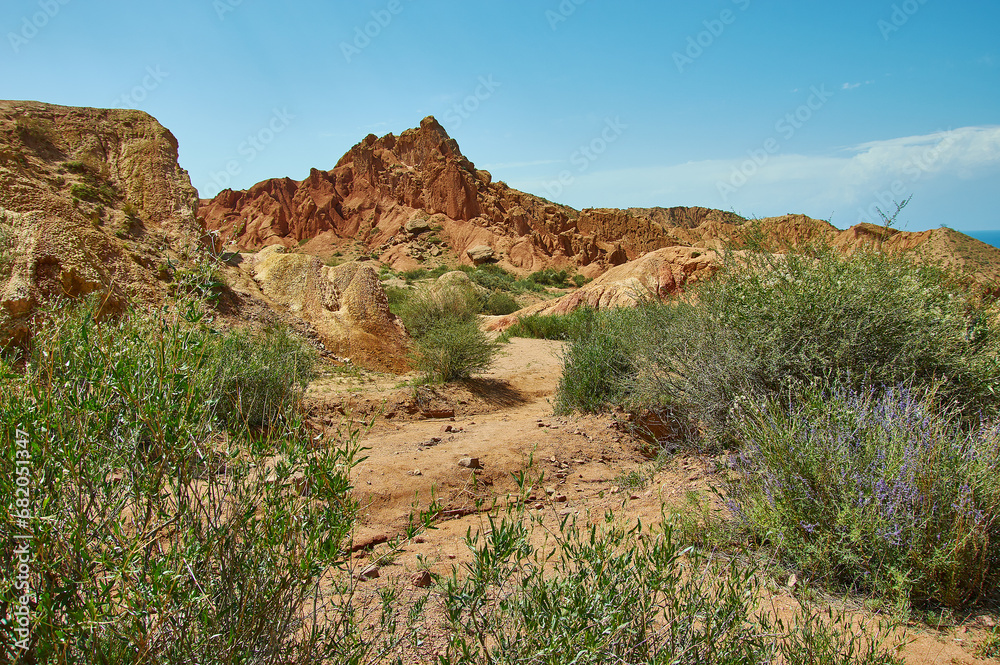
top-left (199, 118), bottom-right (756, 275)
top-left (200, 116), bottom-right (1000, 290)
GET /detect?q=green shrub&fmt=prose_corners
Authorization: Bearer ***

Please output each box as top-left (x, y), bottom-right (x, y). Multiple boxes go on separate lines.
top-left (466, 264), bottom-right (517, 292)
top-left (483, 291), bottom-right (519, 316)
top-left (205, 324), bottom-right (317, 428)
top-left (0, 302), bottom-right (407, 663)
top-left (401, 264), bottom-right (453, 283)
top-left (562, 247), bottom-right (1000, 440)
top-left (173, 254), bottom-right (227, 302)
top-left (503, 308), bottom-right (594, 341)
top-left (402, 267), bottom-right (430, 282)
top-left (70, 182), bottom-right (117, 205)
top-left (526, 267), bottom-right (570, 287)
top-left (413, 318), bottom-right (499, 382)
top-left (440, 506), bottom-right (903, 664)
top-left (397, 282), bottom-right (482, 339)
top-left (555, 308), bottom-right (638, 413)
top-left (727, 385), bottom-right (1000, 608)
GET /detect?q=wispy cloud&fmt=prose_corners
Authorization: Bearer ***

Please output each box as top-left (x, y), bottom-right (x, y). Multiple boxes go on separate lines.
top-left (512, 126), bottom-right (1000, 223)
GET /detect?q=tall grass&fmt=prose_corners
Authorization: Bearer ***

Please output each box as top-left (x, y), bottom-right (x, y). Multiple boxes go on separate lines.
top-left (726, 386), bottom-right (1000, 608)
top-left (0, 301), bottom-right (408, 664)
top-left (554, 308), bottom-right (639, 414)
top-left (501, 308), bottom-right (596, 342)
top-left (439, 503), bottom-right (903, 664)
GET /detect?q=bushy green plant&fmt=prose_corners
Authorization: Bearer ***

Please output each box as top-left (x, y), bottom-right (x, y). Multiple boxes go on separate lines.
top-left (483, 291), bottom-right (519, 316)
top-left (727, 385), bottom-right (1000, 608)
top-left (525, 267), bottom-right (570, 287)
top-left (503, 308), bottom-right (595, 341)
top-left (397, 282), bottom-right (482, 339)
top-left (465, 264), bottom-right (517, 292)
top-left (396, 282), bottom-right (499, 382)
top-left (62, 160), bottom-right (87, 174)
top-left (205, 324), bottom-right (317, 428)
top-left (173, 254), bottom-right (227, 302)
top-left (440, 506), bottom-right (902, 664)
top-left (559, 247), bottom-right (1000, 439)
top-left (0, 301), bottom-right (409, 663)
top-left (555, 308), bottom-right (638, 413)
top-left (413, 318), bottom-right (499, 382)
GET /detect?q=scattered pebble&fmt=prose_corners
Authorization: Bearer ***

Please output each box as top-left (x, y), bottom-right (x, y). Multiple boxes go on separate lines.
top-left (411, 571), bottom-right (433, 589)
top-left (355, 565), bottom-right (380, 580)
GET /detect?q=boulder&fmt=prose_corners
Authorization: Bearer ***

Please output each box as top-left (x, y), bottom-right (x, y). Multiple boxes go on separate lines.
top-left (405, 216), bottom-right (431, 235)
top-left (252, 251), bottom-right (410, 372)
top-left (466, 245), bottom-right (494, 264)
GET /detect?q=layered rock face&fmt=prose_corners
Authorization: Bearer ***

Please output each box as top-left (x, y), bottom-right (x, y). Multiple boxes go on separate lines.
top-left (485, 246), bottom-right (726, 329)
top-left (250, 249), bottom-right (410, 372)
top-left (200, 117), bottom-right (764, 275)
top-left (0, 100), bottom-right (202, 344)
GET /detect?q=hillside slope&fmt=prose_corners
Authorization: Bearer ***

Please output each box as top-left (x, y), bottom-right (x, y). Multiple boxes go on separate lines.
top-left (0, 100), bottom-right (202, 344)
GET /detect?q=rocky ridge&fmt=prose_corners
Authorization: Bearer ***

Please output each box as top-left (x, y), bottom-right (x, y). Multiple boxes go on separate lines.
top-left (0, 100), bottom-right (203, 344)
top-left (199, 117), bottom-right (768, 275)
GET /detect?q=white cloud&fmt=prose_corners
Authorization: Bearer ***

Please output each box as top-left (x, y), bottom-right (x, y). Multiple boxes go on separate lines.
top-left (511, 126), bottom-right (1000, 226)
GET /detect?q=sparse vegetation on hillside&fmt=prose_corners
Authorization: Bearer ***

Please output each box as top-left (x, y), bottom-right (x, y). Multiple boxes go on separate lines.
top-left (0, 299), bottom-right (412, 663)
top-left (555, 244), bottom-right (1000, 610)
top-left (70, 182), bottom-right (117, 206)
top-left (0, 216), bottom-right (14, 276)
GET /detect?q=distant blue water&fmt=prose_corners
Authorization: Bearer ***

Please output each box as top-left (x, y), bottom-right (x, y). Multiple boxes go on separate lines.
top-left (963, 230), bottom-right (1000, 249)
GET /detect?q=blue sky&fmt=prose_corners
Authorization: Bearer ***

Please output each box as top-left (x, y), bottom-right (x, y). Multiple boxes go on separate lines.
top-left (2, 0), bottom-right (998, 232)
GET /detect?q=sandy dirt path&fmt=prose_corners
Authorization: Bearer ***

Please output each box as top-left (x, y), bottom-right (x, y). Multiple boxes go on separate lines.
top-left (304, 337), bottom-right (997, 664)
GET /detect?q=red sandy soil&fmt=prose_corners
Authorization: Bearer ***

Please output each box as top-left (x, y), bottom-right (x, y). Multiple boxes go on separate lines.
top-left (304, 337), bottom-right (999, 664)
